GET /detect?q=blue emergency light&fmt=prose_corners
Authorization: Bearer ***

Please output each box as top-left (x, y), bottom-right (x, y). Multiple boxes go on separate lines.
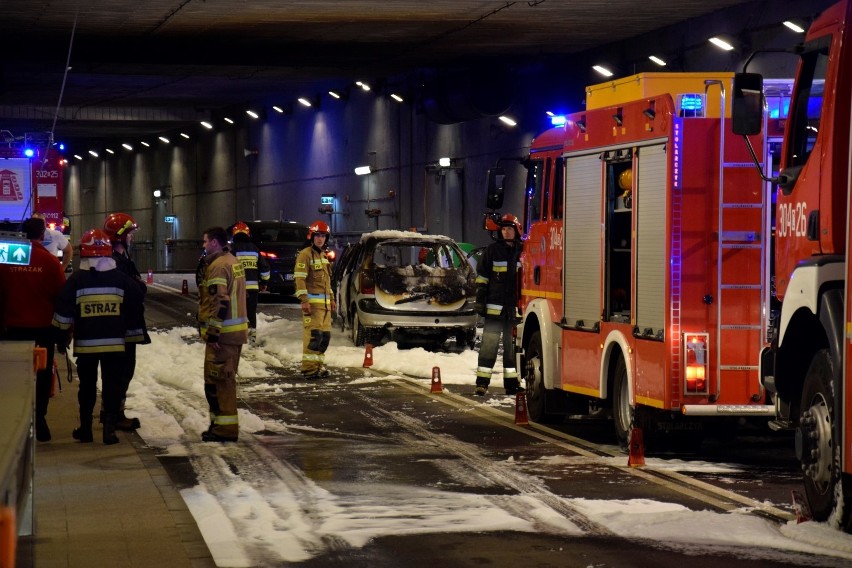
top-left (23, 148), bottom-right (34, 158)
top-left (680, 94), bottom-right (704, 113)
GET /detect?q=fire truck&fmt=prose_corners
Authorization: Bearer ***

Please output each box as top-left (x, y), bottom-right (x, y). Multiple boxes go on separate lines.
top-left (732, 0), bottom-right (852, 530)
top-left (0, 134), bottom-right (66, 234)
top-left (488, 72), bottom-right (779, 447)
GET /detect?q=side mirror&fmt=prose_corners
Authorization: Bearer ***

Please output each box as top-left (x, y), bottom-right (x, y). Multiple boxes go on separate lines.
top-left (486, 167), bottom-right (506, 210)
top-left (483, 213), bottom-right (500, 231)
top-left (732, 73), bottom-right (764, 136)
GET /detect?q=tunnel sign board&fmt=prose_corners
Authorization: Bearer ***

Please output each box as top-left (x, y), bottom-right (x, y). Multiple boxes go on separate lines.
top-left (0, 235), bottom-right (31, 266)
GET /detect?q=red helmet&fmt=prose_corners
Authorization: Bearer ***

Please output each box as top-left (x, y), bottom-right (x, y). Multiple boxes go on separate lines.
top-left (307, 220), bottom-right (331, 239)
top-left (499, 213), bottom-right (522, 238)
top-left (79, 228), bottom-right (113, 258)
top-left (232, 221), bottom-right (251, 237)
top-left (103, 213), bottom-right (138, 244)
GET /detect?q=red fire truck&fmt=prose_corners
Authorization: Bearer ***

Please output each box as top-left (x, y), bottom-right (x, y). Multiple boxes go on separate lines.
top-left (0, 135), bottom-right (66, 233)
top-left (732, 0), bottom-right (852, 530)
top-left (489, 72), bottom-right (778, 447)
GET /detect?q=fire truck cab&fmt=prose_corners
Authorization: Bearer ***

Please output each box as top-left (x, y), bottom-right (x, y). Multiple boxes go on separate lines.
top-left (0, 133), bottom-right (66, 234)
top-left (505, 72), bottom-right (776, 447)
top-left (733, 0), bottom-right (852, 532)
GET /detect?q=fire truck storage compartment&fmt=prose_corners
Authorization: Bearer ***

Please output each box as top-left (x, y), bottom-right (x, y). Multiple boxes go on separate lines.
top-left (634, 143), bottom-right (667, 339)
top-left (563, 152), bottom-right (603, 330)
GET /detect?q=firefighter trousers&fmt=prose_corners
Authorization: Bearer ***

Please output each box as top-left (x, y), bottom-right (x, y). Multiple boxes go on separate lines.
top-left (76, 354), bottom-right (124, 422)
top-left (203, 343), bottom-right (242, 439)
top-left (301, 305), bottom-right (331, 374)
top-left (476, 314), bottom-right (518, 388)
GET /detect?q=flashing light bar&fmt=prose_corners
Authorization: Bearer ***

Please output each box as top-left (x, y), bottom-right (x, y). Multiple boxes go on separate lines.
top-left (550, 115), bottom-right (567, 127)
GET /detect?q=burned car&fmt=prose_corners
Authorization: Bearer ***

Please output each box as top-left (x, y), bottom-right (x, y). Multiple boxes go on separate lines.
top-left (332, 230), bottom-right (478, 348)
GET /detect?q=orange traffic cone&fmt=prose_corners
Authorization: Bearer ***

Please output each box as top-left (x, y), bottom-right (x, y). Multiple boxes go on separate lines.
top-left (146, 268), bottom-right (154, 284)
top-left (362, 343), bottom-right (374, 367)
top-left (181, 279), bottom-right (189, 295)
top-left (514, 391), bottom-right (529, 425)
top-left (791, 490), bottom-right (812, 524)
top-left (430, 366), bottom-right (443, 393)
top-left (627, 427), bottom-right (645, 467)
top-left (1, 506), bottom-right (16, 568)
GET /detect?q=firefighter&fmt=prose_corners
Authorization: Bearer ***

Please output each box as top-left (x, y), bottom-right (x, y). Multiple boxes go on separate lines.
top-left (474, 213), bottom-right (523, 396)
top-left (230, 221), bottom-right (270, 346)
top-left (294, 220), bottom-right (335, 378)
top-left (198, 226), bottom-right (248, 442)
top-left (52, 229), bottom-right (145, 444)
top-left (103, 212), bottom-right (150, 431)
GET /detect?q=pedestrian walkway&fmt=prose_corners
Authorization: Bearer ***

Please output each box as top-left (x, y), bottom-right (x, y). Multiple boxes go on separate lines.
top-left (18, 380), bottom-right (215, 567)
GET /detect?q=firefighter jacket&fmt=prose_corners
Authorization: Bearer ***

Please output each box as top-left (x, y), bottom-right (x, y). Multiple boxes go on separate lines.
top-left (113, 250), bottom-right (150, 344)
top-left (294, 245), bottom-right (333, 307)
top-left (51, 261), bottom-right (145, 355)
top-left (475, 238), bottom-right (521, 319)
top-left (0, 241), bottom-right (65, 330)
top-left (198, 249), bottom-right (248, 345)
top-left (231, 238), bottom-right (271, 291)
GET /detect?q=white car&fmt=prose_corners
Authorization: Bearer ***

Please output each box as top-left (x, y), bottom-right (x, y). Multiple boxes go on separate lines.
top-left (332, 230), bottom-right (478, 348)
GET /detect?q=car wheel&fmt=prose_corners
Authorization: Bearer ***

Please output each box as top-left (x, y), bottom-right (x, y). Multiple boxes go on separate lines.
top-left (351, 310), bottom-right (365, 346)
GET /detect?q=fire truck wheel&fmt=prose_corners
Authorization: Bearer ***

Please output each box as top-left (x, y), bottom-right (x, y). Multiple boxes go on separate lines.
top-left (523, 331), bottom-right (566, 424)
top-left (799, 349), bottom-right (852, 528)
top-left (612, 356), bottom-right (633, 447)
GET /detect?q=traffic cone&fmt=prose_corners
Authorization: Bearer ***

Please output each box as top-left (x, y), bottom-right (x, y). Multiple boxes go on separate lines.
top-left (627, 427), bottom-right (645, 467)
top-left (362, 343), bottom-right (373, 367)
top-left (181, 279), bottom-right (189, 295)
top-left (430, 366), bottom-right (443, 393)
top-left (514, 391), bottom-right (529, 425)
top-left (146, 268), bottom-right (154, 284)
top-left (791, 490), bottom-right (812, 524)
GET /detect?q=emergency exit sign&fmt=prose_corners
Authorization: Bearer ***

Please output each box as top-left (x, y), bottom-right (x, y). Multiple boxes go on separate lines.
top-left (0, 239), bottom-right (32, 266)
top-left (164, 216), bottom-right (175, 223)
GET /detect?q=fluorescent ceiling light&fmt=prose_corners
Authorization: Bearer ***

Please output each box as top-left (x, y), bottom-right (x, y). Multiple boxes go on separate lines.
top-left (201, 121), bottom-right (213, 129)
top-left (498, 115), bottom-right (517, 127)
top-left (224, 117), bottom-right (234, 124)
top-left (390, 93), bottom-right (403, 102)
top-left (272, 105), bottom-right (284, 113)
top-left (246, 110), bottom-right (259, 119)
top-left (356, 81), bottom-right (371, 91)
top-left (73, 154), bottom-right (83, 160)
top-left (105, 148), bottom-right (115, 154)
top-left (709, 36), bottom-right (734, 51)
top-left (593, 65), bottom-right (613, 77)
top-left (122, 143), bottom-right (133, 151)
top-left (88, 150), bottom-right (99, 157)
top-left (354, 165), bottom-right (371, 176)
top-left (141, 141), bottom-right (150, 147)
top-left (648, 55), bottom-right (667, 66)
top-left (298, 97), bottom-right (312, 107)
top-left (158, 136), bottom-right (170, 144)
top-left (783, 20), bottom-right (805, 33)
top-left (328, 90), bottom-right (341, 99)
top-left (180, 132), bottom-right (190, 139)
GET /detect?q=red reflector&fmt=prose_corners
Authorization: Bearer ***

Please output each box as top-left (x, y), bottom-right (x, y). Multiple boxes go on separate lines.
top-left (260, 251), bottom-right (277, 259)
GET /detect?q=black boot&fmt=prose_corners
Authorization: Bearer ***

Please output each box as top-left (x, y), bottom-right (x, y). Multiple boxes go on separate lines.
top-left (102, 413), bottom-right (119, 445)
top-left (72, 415), bottom-right (94, 443)
top-left (115, 410), bottom-right (141, 431)
top-left (36, 415), bottom-right (51, 442)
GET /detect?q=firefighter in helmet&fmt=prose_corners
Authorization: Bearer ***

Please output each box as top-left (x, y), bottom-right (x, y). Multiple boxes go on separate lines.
top-left (294, 220), bottom-right (335, 378)
top-left (103, 212), bottom-right (150, 431)
top-left (473, 213), bottom-right (523, 396)
top-left (230, 221), bottom-right (270, 346)
top-left (52, 228), bottom-right (145, 444)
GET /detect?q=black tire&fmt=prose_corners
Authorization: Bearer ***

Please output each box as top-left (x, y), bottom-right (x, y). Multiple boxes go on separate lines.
top-left (523, 331), bottom-right (566, 424)
top-left (799, 349), bottom-right (852, 528)
top-left (352, 310), bottom-right (365, 346)
top-left (612, 356), bottom-right (633, 447)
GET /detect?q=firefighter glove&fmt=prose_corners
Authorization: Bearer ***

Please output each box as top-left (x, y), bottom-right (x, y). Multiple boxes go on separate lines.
top-left (301, 302), bottom-right (312, 315)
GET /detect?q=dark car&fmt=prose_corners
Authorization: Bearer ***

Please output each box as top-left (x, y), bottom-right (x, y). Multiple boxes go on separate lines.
top-left (239, 220), bottom-right (309, 297)
top-left (331, 230), bottom-right (478, 348)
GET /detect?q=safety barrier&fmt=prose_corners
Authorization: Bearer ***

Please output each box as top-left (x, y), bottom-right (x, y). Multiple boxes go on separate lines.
top-left (0, 341), bottom-right (37, 566)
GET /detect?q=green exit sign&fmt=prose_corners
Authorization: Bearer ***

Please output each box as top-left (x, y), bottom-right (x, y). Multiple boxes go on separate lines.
top-left (0, 238), bottom-right (31, 266)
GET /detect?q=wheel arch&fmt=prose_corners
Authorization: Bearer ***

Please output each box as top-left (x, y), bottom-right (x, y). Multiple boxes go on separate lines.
top-left (519, 298), bottom-right (560, 389)
top-left (601, 330), bottom-right (632, 403)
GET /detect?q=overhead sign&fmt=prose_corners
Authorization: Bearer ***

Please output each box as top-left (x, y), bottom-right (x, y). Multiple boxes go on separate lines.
top-left (0, 238), bottom-right (32, 266)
